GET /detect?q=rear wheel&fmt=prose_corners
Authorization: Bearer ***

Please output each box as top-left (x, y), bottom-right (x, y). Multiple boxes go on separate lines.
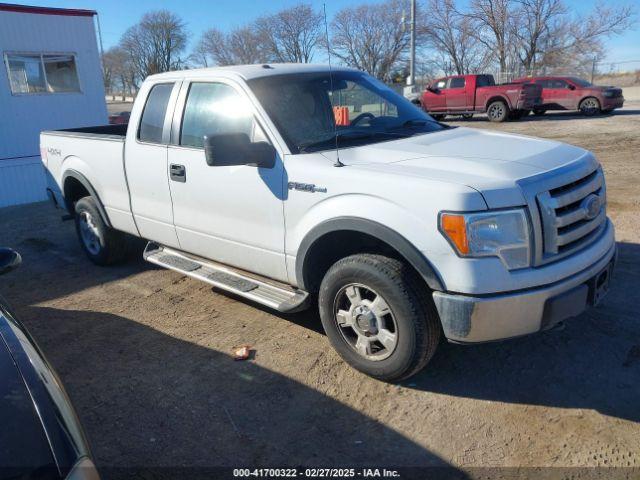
top-left (579, 97), bottom-right (601, 116)
top-left (318, 254), bottom-right (441, 382)
top-left (487, 100), bottom-right (509, 122)
top-left (74, 197), bottom-right (127, 265)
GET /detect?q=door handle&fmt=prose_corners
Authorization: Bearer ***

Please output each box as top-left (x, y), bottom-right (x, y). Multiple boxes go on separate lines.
top-left (170, 164), bottom-right (186, 183)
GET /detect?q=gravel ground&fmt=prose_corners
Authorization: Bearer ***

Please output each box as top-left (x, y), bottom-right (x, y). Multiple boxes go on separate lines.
top-left (1, 104), bottom-right (639, 479)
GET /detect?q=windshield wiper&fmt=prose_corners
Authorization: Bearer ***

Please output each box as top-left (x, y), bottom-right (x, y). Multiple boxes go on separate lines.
top-left (299, 131), bottom-right (408, 153)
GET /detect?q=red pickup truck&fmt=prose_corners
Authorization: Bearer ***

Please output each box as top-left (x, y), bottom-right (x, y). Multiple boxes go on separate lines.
top-left (417, 74), bottom-right (542, 122)
top-left (512, 76), bottom-right (624, 116)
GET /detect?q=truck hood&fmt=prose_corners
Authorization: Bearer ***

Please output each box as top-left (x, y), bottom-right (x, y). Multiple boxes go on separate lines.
top-left (324, 127), bottom-right (593, 208)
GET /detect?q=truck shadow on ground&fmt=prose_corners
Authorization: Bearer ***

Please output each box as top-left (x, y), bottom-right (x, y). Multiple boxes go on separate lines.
top-left (21, 305), bottom-right (466, 479)
top-left (406, 241), bottom-right (640, 424)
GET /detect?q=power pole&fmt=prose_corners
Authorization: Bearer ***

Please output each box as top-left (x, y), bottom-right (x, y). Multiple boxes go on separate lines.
top-left (408, 0), bottom-right (416, 87)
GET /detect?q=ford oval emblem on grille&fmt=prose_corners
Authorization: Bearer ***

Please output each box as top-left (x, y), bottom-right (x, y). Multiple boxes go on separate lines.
top-left (582, 194), bottom-right (601, 220)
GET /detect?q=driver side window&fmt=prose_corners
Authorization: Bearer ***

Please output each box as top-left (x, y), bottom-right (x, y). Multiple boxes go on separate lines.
top-left (181, 82), bottom-right (263, 149)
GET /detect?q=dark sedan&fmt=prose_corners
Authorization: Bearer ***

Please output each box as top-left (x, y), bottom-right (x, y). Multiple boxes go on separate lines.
top-left (0, 248), bottom-right (99, 480)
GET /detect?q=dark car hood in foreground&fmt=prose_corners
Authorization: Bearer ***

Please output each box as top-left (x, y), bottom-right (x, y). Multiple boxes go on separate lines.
top-left (0, 330), bottom-right (56, 473)
top-left (0, 298), bottom-right (90, 478)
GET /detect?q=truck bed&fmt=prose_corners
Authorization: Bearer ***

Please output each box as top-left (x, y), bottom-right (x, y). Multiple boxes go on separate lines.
top-left (43, 124), bottom-right (127, 141)
top-left (41, 124), bottom-right (137, 236)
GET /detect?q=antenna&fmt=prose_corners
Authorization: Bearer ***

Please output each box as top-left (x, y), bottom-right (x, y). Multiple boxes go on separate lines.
top-left (323, 3), bottom-right (344, 167)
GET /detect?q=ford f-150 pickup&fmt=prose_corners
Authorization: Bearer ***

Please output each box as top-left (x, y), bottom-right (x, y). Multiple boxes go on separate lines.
top-left (417, 74), bottom-right (542, 122)
top-left (41, 64), bottom-right (616, 381)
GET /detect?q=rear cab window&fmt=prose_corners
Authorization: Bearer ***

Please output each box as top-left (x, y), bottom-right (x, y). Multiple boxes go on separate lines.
top-left (476, 75), bottom-right (495, 87)
top-left (138, 83), bottom-right (174, 143)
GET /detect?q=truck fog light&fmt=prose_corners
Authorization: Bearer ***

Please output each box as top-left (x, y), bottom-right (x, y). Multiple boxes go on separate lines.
top-left (440, 209), bottom-right (531, 270)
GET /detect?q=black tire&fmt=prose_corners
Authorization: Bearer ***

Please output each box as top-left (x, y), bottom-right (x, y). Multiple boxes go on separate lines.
top-left (487, 100), bottom-right (509, 122)
top-left (430, 113), bottom-right (446, 121)
top-left (579, 97), bottom-right (601, 116)
top-left (533, 109), bottom-right (546, 116)
top-left (318, 254), bottom-right (441, 382)
top-left (74, 196), bottom-right (127, 265)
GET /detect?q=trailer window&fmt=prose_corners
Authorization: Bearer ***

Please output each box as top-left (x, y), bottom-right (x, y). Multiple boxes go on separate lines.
top-left (138, 83), bottom-right (174, 144)
top-left (5, 53), bottom-right (80, 94)
top-left (43, 55), bottom-right (80, 92)
top-left (5, 54), bottom-right (46, 93)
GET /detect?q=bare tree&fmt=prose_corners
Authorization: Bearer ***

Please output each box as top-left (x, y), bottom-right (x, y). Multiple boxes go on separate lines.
top-left (421, 0), bottom-right (492, 75)
top-left (328, 0), bottom-right (410, 81)
top-left (102, 47), bottom-right (138, 100)
top-left (512, 0), bottom-right (635, 73)
top-left (468, 0), bottom-right (515, 72)
top-left (511, 0), bottom-right (565, 71)
top-left (255, 4), bottom-right (323, 63)
top-left (120, 10), bottom-right (188, 79)
top-left (193, 26), bottom-right (268, 66)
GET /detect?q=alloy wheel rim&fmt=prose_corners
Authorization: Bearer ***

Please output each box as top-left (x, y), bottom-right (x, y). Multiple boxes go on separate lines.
top-left (489, 104), bottom-right (504, 119)
top-left (333, 283), bottom-right (398, 361)
top-left (79, 211), bottom-right (101, 255)
top-left (582, 99), bottom-right (598, 111)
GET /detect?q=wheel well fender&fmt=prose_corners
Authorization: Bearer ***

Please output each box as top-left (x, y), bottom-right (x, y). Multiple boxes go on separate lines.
top-left (486, 95), bottom-right (511, 111)
top-left (61, 170), bottom-right (112, 227)
top-left (295, 217), bottom-right (444, 293)
top-left (579, 96), bottom-right (600, 107)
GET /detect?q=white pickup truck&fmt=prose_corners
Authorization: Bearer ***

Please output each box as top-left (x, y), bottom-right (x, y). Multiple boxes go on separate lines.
top-left (41, 64), bottom-right (616, 381)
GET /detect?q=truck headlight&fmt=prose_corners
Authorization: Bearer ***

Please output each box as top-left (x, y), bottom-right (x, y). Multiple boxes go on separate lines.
top-left (439, 209), bottom-right (531, 270)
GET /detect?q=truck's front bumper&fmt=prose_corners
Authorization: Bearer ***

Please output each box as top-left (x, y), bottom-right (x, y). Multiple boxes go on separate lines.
top-left (432, 242), bottom-right (617, 343)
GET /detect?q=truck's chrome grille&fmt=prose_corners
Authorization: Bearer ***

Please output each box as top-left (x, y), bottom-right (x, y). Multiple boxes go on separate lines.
top-left (535, 167), bottom-right (606, 259)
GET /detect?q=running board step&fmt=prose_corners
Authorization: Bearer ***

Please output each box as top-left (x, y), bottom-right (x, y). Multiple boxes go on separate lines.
top-left (143, 243), bottom-right (309, 313)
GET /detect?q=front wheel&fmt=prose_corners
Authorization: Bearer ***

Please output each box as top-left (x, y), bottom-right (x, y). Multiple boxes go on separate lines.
top-left (74, 197), bottom-right (127, 265)
top-left (318, 254), bottom-right (441, 382)
top-left (580, 97), bottom-right (601, 116)
top-left (487, 100), bottom-right (509, 122)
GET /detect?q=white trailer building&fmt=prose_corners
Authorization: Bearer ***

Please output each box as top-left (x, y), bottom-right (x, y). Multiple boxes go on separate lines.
top-left (0, 3), bottom-right (107, 208)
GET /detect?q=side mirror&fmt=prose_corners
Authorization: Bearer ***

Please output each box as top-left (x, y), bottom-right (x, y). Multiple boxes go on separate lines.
top-left (204, 133), bottom-right (275, 169)
top-left (0, 248), bottom-right (21, 276)
top-left (427, 85), bottom-right (438, 93)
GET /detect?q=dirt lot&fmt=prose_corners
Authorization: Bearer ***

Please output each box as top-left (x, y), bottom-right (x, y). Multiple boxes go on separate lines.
top-left (2, 104), bottom-right (640, 478)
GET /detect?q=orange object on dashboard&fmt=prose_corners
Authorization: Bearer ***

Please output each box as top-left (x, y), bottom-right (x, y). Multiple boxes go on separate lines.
top-left (333, 106), bottom-right (350, 126)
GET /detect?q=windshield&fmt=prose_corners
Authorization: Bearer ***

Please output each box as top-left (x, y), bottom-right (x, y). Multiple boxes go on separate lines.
top-left (569, 77), bottom-right (593, 87)
top-left (248, 71), bottom-right (444, 154)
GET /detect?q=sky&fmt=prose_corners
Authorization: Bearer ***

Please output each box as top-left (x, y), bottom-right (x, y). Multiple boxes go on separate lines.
top-left (9, 0), bottom-right (640, 66)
